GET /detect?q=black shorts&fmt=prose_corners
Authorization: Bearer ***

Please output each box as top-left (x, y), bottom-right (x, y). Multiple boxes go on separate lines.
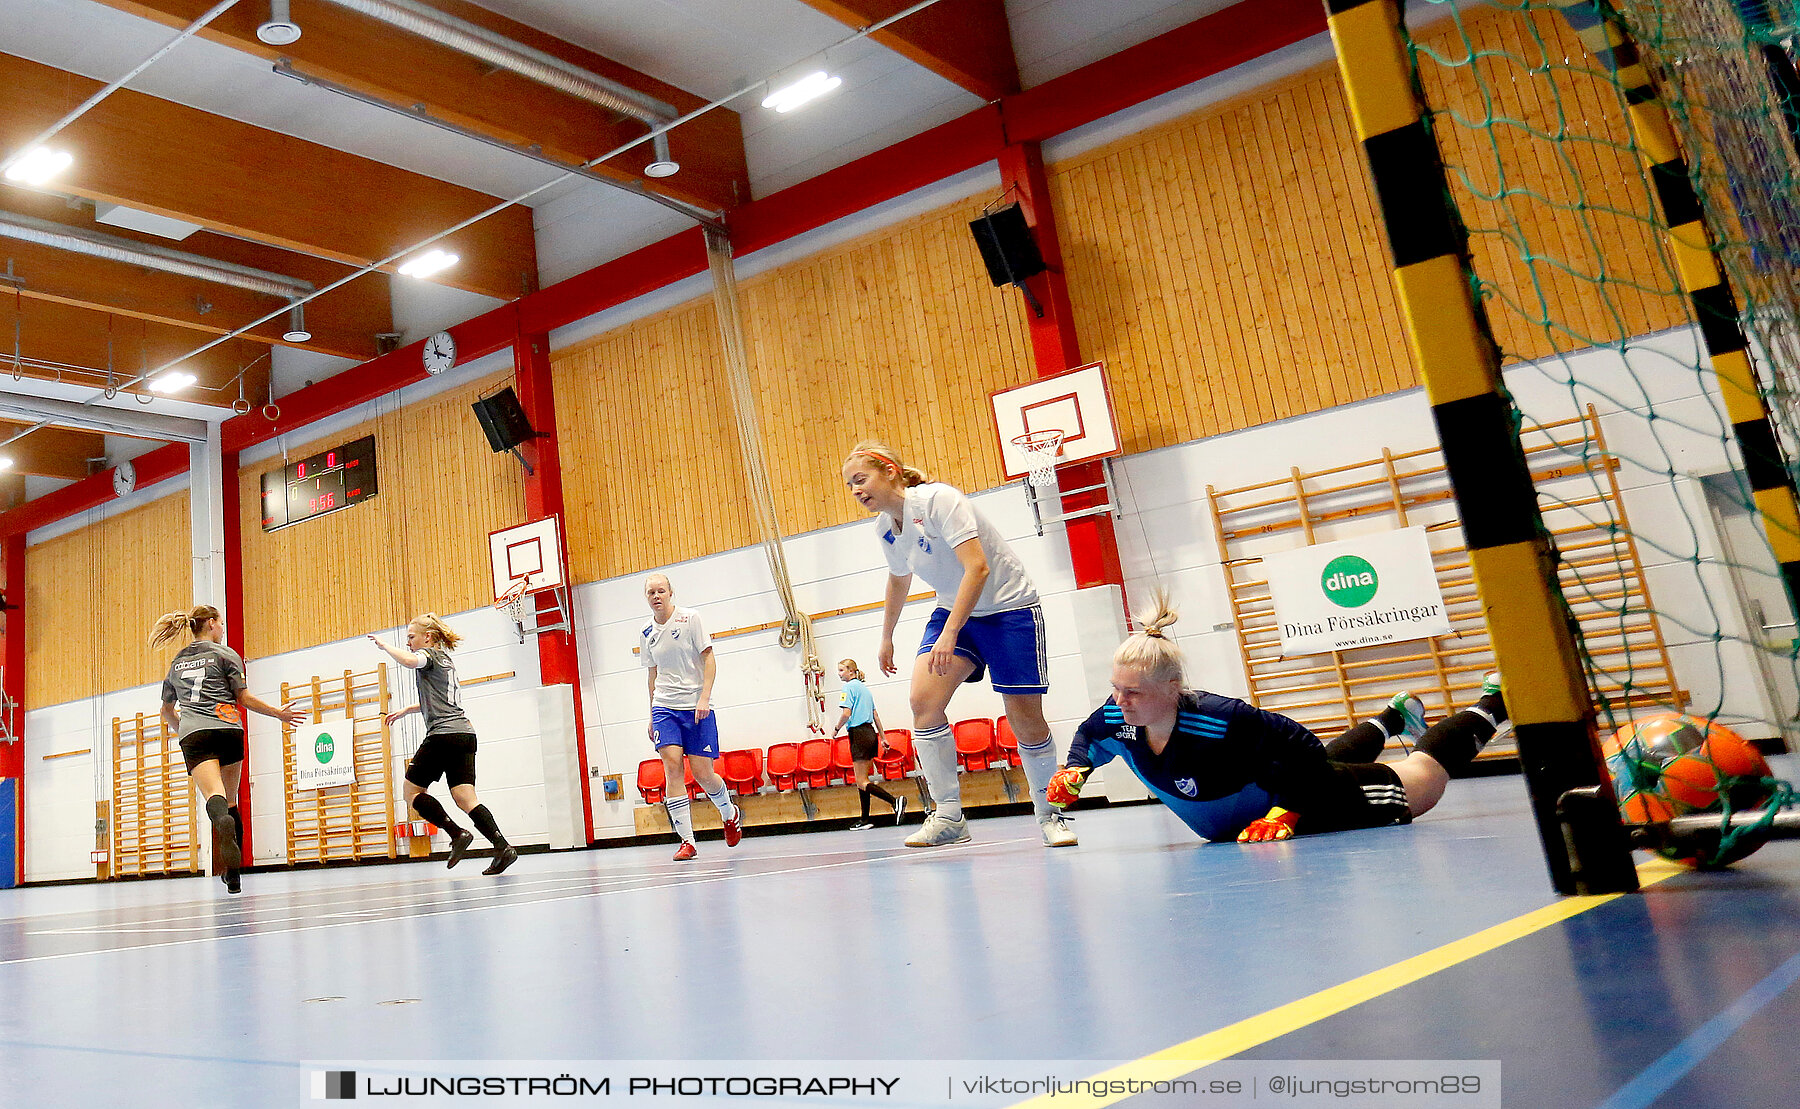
top-left (406, 733), bottom-right (478, 788)
top-left (1301, 761), bottom-right (1412, 835)
top-left (179, 728), bottom-right (245, 774)
top-left (847, 722), bottom-right (880, 762)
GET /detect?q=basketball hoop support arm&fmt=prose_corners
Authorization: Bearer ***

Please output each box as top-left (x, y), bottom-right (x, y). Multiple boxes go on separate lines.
top-left (1024, 458), bottom-right (1119, 536)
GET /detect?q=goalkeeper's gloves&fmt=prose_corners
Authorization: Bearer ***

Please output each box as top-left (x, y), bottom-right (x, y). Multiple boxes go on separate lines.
top-left (1237, 806), bottom-right (1300, 842)
top-left (1046, 765), bottom-right (1089, 808)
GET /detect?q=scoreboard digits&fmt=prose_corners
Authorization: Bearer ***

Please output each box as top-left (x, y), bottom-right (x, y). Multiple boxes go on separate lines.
top-left (260, 435), bottom-right (379, 531)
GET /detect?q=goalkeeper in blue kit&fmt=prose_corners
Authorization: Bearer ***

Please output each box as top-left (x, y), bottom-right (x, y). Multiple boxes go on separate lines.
top-left (1047, 592), bottom-right (1508, 842)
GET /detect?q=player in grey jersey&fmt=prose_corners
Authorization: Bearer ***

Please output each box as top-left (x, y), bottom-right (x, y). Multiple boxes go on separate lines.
top-left (370, 612), bottom-right (517, 874)
top-left (152, 605), bottom-right (305, 893)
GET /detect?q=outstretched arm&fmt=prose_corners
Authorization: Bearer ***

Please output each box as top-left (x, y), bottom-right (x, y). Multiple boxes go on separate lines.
top-left (383, 704), bottom-right (420, 728)
top-left (244, 691), bottom-right (306, 728)
top-left (366, 633), bottom-right (424, 669)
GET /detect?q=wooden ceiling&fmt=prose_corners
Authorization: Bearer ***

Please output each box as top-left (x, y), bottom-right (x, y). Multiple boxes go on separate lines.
top-left (0, 0), bottom-right (1018, 480)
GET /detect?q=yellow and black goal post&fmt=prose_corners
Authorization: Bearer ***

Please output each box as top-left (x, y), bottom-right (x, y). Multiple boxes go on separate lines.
top-left (1322, 0), bottom-right (1638, 894)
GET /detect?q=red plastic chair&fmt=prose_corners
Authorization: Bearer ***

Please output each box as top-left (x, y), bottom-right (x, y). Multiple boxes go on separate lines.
top-left (797, 738), bottom-right (833, 788)
top-left (719, 748), bottom-right (765, 795)
top-left (875, 730), bottom-right (914, 780)
top-left (995, 716), bottom-right (1022, 768)
top-left (766, 743), bottom-right (801, 791)
top-left (830, 737), bottom-right (857, 785)
top-left (636, 758), bottom-right (667, 804)
top-left (953, 718), bottom-right (997, 772)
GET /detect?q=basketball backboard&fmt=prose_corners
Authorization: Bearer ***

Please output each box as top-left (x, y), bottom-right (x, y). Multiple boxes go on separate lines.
top-left (990, 362), bottom-right (1122, 481)
top-left (488, 515), bottom-right (565, 599)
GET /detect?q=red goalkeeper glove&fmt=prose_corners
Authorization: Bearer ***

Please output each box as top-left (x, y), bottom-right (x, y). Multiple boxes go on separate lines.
top-left (1237, 807), bottom-right (1300, 843)
top-left (1046, 766), bottom-right (1089, 808)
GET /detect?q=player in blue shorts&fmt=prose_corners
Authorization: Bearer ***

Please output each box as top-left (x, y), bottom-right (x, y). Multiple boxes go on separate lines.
top-left (842, 439), bottom-right (1075, 848)
top-left (642, 574), bottom-right (742, 860)
top-left (1047, 591), bottom-right (1508, 842)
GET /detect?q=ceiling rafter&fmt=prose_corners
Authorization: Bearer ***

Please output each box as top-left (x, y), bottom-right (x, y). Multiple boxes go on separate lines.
top-left (0, 296), bottom-right (274, 406)
top-left (799, 0), bottom-right (1019, 101)
top-left (0, 203), bottom-right (390, 361)
top-left (0, 421), bottom-right (107, 481)
top-left (94, 0), bottom-right (750, 214)
top-left (1, 51), bottom-right (539, 301)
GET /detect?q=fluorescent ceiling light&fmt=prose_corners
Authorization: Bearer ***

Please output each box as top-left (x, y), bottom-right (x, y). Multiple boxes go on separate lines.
top-left (0, 457), bottom-right (12, 471)
top-left (398, 249), bottom-right (459, 279)
top-left (4, 146), bottom-right (74, 187)
top-left (761, 72), bottom-right (841, 114)
top-left (149, 371), bottom-right (197, 393)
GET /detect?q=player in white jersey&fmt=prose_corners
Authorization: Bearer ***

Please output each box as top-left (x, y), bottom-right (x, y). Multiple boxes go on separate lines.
top-left (369, 613), bottom-right (518, 874)
top-left (641, 574), bottom-right (742, 860)
top-left (151, 605), bottom-right (305, 893)
top-left (841, 440), bottom-right (1076, 848)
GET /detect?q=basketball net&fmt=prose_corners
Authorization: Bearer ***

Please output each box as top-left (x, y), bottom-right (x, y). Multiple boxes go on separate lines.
top-left (1013, 429), bottom-right (1064, 488)
top-left (494, 579), bottom-right (530, 634)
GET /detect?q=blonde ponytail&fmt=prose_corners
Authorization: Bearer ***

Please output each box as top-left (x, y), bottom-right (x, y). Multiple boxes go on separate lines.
top-left (149, 605), bottom-right (220, 648)
top-left (412, 612), bottom-right (463, 650)
top-left (846, 439), bottom-right (930, 487)
top-left (1112, 589), bottom-right (1185, 685)
top-left (839, 658), bottom-right (865, 682)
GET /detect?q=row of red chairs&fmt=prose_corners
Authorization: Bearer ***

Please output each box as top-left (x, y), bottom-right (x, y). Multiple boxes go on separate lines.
top-left (635, 717), bottom-right (1022, 804)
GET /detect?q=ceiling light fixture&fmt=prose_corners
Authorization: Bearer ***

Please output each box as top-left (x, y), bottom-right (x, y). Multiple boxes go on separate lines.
top-left (257, 0), bottom-right (303, 46)
top-left (397, 249), bottom-right (459, 279)
top-left (282, 302), bottom-right (312, 343)
top-left (149, 370), bottom-right (198, 394)
top-left (644, 132), bottom-right (680, 179)
top-left (0, 457), bottom-right (12, 471)
top-left (3, 146), bottom-right (75, 187)
top-left (761, 71), bottom-right (842, 114)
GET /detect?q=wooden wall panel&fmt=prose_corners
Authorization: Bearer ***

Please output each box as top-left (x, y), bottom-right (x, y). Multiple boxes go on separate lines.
top-left (26, 491), bottom-right (191, 708)
top-left (552, 198), bottom-right (1035, 583)
top-left (237, 373), bottom-right (524, 659)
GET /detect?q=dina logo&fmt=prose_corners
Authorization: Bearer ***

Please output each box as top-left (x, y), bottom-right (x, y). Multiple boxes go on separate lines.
top-left (314, 732), bottom-right (335, 765)
top-left (1321, 555), bottom-right (1378, 608)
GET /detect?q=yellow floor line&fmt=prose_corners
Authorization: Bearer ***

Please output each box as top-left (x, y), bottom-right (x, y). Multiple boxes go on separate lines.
top-left (1007, 860), bottom-right (1684, 1108)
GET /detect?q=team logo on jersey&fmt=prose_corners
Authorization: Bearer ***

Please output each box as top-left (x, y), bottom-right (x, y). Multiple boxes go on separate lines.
top-left (881, 529), bottom-right (896, 545)
top-left (917, 536), bottom-right (932, 554)
top-left (1174, 777), bottom-right (1199, 798)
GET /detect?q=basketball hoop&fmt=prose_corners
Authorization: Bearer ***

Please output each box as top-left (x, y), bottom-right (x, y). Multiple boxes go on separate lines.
top-left (493, 579), bottom-right (530, 634)
top-left (1013, 429), bottom-right (1065, 488)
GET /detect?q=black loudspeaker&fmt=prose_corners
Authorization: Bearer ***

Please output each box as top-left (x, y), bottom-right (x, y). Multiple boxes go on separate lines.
top-left (969, 203), bottom-right (1047, 288)
top-left (470, 387), bottom-right (537, 453)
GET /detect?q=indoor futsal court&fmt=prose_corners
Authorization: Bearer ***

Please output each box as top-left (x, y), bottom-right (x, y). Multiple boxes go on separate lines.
top-left (5, 1), bottom-right (1800, 1107)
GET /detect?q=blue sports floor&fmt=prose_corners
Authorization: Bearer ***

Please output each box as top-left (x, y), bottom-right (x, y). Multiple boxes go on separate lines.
top-left (2, 762), bottom-right (1797, 1108)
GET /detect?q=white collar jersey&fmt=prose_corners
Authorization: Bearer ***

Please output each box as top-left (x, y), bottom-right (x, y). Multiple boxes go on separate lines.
top-left (878, 483), bottom-right (1038, 617)
top-left (639, 606), bottom-right (713, 710)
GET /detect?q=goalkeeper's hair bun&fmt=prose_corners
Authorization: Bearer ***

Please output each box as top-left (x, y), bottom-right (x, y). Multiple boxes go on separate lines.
top-left (1113, 588), bottom-right (1185, 685)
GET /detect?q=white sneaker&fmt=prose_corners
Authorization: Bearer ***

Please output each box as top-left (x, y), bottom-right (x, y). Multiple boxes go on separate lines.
top-left (1039, 813), bottom-right (1078, 847)
top-left (904, 812), bottom-right (971, 848)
